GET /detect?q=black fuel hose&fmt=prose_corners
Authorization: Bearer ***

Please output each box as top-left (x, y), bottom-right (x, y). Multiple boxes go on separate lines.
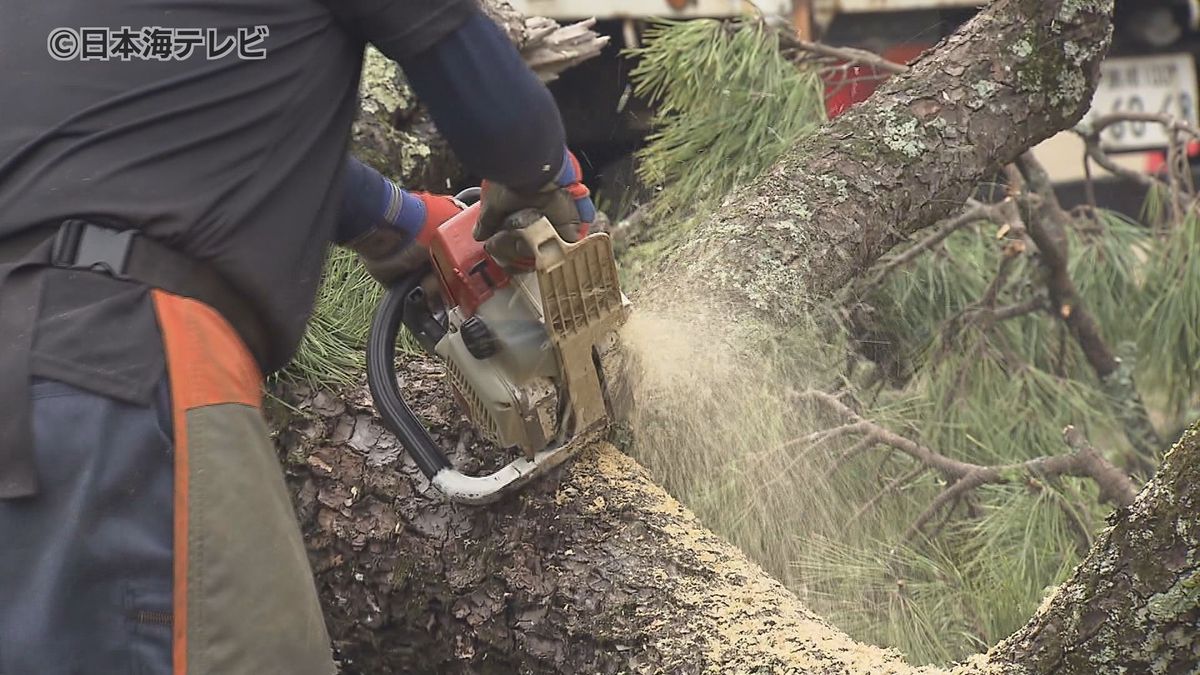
top-left (366, 273), bottom-right (451, 480)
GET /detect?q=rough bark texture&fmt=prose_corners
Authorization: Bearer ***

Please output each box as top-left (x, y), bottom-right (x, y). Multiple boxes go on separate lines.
top-left (272, 362), bottom-right (930, 674)
top-left (277, 0), bottom-right (1195, 672)
top-left (658, 0), bottom-right (1114, 322)
top-left (976, 425), bottom-right (1200, 674)
top-left (353, 46), bottom-right (457, 192)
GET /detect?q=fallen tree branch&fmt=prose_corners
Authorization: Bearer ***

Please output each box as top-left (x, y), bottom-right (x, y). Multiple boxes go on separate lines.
top-left (1061, 425), bottom-right (1140, 508)
top-left (979, 237), bottom-right (1026, 309)
top-left (989, 295), bottom-right (1047, 322)
top-left (1016, 153), bottom-right (1163, 475)
top-left (849, 465), bottom-right (926, 524)
top-left (779, 34), bottom-right (909, 75)
top-left (278, 382), bottom-right (928, 674)
top-left (904, 472), bottom-right (987, 542)
top-left (797, 390), bottom-right (1139, 514)
top-left (1075, 112), bottom-right (1200, 208)
top-left (821, 434), bottom-right (885, 480)
top-left (1016, 154), bottom-right (1118, 375)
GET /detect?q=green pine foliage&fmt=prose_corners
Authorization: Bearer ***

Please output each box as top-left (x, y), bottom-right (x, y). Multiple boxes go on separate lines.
top-left (627, 19), bottom-right (826, 219)
top-left (278, 246), bottom-right (426, 388)
top-left (278, 247), bottom-right (418, 388)
top-left (1139, 210), bottom-right (1200, 418)
top-left (629, 16), bottom-right (1194, 667)
top-left (1068, 210), bottom-right (1151, 347)
top-left (278, 248), bottom-right (381, 387)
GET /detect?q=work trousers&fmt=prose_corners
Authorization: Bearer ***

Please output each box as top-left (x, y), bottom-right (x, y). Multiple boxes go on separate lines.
top-left (0, 291), bottom-right (335, 674)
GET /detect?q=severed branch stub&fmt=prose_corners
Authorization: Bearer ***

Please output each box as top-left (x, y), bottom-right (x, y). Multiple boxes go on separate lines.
top-left (480, 1), bottom-right (609, 82)
top-left (795, 390), bottom-right (1139, 543)
top-left (519, 17), bottom-right (610, 82)
top-left (1076, 111), bottom-right (1200, 220)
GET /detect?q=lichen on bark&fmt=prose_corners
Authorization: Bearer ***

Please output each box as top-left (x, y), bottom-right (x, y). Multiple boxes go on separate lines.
top-left (646, 0), bottom-right (1113, 325)
top-left (980, 424), bottom-right (1200, 674)
top-left (352, 46), bottom-right (460, 191)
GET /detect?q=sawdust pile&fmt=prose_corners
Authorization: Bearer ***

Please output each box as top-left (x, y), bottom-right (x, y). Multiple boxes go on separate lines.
top-left (566, 444), bottom-right (936, 675)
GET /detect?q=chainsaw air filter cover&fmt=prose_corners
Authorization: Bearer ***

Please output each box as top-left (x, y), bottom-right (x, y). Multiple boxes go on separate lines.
top-left (430, 209), bottom-right (626, 457)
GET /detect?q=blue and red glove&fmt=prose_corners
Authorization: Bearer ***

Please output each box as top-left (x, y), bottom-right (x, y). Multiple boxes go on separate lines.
top-left (551, 148), bottom-right (597, 238)
top-left (343, 174), bottom-right (464, 285)
top-left (475, 147), bottom-right (596, 270)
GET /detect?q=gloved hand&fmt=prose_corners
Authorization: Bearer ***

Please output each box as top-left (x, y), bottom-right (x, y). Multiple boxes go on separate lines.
top-left (475, 148), bottom-right (596, 270)
top-left (347, 192), bottom-right (464, 285)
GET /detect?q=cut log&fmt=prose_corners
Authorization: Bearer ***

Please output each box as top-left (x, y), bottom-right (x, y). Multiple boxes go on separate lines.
top-left (275, 375), bottom-right (1199, 674)
top-left (275, 380), bottom-right (925, 674)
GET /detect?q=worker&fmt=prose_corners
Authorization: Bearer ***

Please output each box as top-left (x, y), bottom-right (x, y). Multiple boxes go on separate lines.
top-left (0, 1), bottom-right (595, 673)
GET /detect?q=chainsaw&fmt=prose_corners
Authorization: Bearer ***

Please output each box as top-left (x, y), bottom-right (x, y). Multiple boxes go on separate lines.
top-left (366, 188), bottom-right (630, 505)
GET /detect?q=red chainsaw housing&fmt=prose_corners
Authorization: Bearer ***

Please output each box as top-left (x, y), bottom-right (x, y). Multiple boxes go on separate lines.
top-left (428, 202), bottom-right (511, 316)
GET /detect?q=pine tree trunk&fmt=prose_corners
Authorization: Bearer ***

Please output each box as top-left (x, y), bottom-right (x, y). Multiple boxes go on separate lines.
top-left (281, 0), bottom-right (1196, 672)
top-left (273, 381), bottom-right (925, 674)
top-left (274, 380), bottom-right (1199, 675)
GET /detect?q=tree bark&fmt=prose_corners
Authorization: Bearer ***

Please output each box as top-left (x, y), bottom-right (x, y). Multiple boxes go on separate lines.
top-left (280, 0), bottom-right (1195, 673)
top-left (273, 377), bottom-right (925, 674)
top-left (1014, 153), bottom-right (1163, 476)
top-left (656, 0), bottom-right (1113, 320)
top-left (976, 424), bottom-right (1200, 674)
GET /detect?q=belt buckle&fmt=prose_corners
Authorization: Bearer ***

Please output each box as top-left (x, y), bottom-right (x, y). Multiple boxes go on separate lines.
top-left (50, 219), bottom-right (135, 279)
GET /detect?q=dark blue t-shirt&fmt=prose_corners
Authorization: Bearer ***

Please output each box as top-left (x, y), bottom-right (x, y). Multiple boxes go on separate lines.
top-left (0, 0), bottom-right (563, 403)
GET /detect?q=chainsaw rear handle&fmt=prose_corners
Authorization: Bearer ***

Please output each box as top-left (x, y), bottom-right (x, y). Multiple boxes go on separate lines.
top-left (364, 184), bottom-right (483, 481)
top-left (366, 267), bottom-right (598, 505)
top-left (366, 273), bottom-right (454, 481)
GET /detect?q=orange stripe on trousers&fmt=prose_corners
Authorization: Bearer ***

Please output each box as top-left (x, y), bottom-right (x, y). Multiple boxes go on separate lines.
top-left (151, 290), bottom-right (263, 675)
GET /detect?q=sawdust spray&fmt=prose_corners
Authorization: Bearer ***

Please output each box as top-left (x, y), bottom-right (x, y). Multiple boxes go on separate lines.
top-left (611, 292), bottom-right (893, 604)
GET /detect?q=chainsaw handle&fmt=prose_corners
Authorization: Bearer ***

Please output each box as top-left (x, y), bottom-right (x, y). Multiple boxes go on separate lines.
top-left (367, 273), bottom-right (453, 481)
top-left (454, 186), bottom-right (481, 205)
top-left (366, 274), bottom-right (596, 505)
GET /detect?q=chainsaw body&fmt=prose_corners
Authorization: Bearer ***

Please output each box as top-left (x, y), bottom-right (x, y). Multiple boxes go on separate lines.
top-left (366, 195), bottom-right (629, 504)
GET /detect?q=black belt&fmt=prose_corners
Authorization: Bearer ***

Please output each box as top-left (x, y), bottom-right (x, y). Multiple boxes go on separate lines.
top-left (0, 219), bottom-right (270, 499)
